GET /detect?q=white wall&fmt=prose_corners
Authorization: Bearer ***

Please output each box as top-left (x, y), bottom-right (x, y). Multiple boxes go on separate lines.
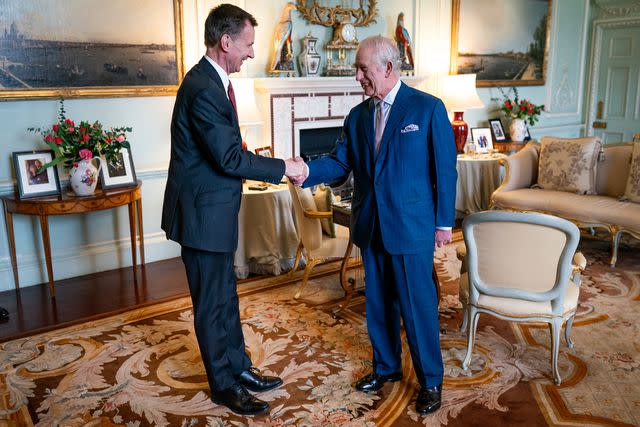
top-left (0, 0), bottom-right (593, 291)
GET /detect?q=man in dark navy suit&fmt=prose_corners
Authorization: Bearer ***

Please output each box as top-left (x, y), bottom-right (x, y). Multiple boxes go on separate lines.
top-left (291, 36), bottom-right (457, 415)
top-left (161, 4), bottom-right (304, 416)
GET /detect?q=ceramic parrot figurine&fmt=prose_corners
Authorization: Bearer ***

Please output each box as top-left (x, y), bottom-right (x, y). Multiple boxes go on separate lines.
top-left (270, 2), bottom-right (297, 73)
top-left (395, 12), bottom-right (414, 70)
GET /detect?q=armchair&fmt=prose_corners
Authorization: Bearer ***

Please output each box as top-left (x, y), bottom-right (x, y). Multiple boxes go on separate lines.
top-left (458, 211), bottom-right (586, 385)
top-left (287, 181), bottom-right (351, 299)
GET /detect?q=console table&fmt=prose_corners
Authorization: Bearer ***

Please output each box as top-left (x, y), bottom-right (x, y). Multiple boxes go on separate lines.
top-left (2, 181), bottom-right (145, 298)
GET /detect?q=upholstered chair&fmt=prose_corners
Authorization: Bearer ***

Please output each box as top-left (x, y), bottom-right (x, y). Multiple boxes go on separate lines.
top-left (287, 181), bottom-right (351, 299)
top-left (458, 211), bottom-right (587, 385)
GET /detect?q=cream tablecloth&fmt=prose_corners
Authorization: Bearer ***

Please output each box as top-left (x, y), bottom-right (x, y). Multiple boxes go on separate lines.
top-left (234, 181), bottom-right (300, 279)
top-left (455, 154), bottom-right (506, 218)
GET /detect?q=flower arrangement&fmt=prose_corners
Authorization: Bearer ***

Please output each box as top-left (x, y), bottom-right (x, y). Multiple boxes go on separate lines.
top-left (494, 87), bottom-right (544, 126)
top-left (28, 100), bottom-right (132, 172)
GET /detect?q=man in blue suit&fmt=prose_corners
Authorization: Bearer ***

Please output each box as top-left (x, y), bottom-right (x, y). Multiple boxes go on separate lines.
top-left (162, 4), bottom-right (305, 416)
top-left (292, 36), bottom-right (457, 415)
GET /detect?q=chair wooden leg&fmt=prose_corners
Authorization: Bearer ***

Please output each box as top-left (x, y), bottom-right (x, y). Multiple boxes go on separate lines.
top-left (610, 226), bottom-right (621, 267)
top-left (565, 315), bottom-right (575, 349)
top-left (462, 307), bottom-right (479, 370)
top-left (287, 242), bottom-right (304, 276)
top-left (550, 318), bottom-right (563, 385)
top-left (294, 257), bottom-right (322, 299)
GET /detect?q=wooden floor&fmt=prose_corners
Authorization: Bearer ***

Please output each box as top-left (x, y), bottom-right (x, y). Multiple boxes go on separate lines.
top-left (0, 258), bottom-right (190, 343)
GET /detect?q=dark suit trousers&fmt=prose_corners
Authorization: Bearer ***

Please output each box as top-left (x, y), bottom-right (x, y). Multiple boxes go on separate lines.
top-left (181, 246), bottom-right (251, 392)
top-left (362, 221), bottom-right (443, 388)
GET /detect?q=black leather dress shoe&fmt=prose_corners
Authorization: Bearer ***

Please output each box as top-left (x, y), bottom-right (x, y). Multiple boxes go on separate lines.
top-left (212, 383), bottom-right (269, 415)
top-left (355, 371), bottom-right (402, 393)
top-left (416, 385), bottom-right (442, 415)
top-left (237, 367), bottom-right (283, 392)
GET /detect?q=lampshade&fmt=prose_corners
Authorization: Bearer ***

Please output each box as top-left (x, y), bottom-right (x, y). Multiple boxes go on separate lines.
top-left (229, 78), bottom-right (263, 126)
top-left (441, 74), bottom-right (484, 112)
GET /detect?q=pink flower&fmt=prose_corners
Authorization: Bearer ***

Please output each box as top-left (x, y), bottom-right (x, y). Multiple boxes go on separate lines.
top-left (79, 148), bottom-right (93, 160)
top-left (44, 135), bottom-right (53, 142)
top-left (115, 134), bottom-right (125, 143)
top-left (67, 126), bottom-right (75, 132)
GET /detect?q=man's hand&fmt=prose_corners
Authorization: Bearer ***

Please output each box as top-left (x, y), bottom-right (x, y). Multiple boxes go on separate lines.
top-left (435, 229), bottom-right (452, 248)
top-left (285, 156), bottom-right (308, 185)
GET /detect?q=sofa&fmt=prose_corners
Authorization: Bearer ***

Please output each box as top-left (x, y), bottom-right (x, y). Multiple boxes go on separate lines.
top-left (490, 140), bottom-right (640, 266)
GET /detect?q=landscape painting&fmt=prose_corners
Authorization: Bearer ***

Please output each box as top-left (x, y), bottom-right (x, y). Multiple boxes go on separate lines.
top-left (0, 0), bottom-right (184, 99)
top-left (450, 0), bottom-right (550, 87)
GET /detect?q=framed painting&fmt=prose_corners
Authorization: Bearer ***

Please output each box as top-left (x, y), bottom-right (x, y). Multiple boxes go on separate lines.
top-left (99, 147), bottom-right (137, 189)
top-left (12, 150), bottom-right (61, 198)
top-left (0, 0), bottom-right (184, 100)
top-left (450, 0), bottom-right (551, 87)
top-left (255, 146), bottom-right (274, 158)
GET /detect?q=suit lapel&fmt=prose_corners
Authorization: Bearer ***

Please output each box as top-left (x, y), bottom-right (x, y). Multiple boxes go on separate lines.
top-left (198, 56), bottom-right (239, 129)
top-left (359, 98), bottom-right (376, 168)
top-left (376, 82), bottom-right (410, 166)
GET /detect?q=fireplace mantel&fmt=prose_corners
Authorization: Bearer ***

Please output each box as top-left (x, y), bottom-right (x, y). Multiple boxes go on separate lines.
top-left (253, 76), bottom-right (424, 159)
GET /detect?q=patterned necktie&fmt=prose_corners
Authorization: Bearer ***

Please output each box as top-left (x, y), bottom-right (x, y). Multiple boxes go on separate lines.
top-left (227, 80), bottom-right (238, 120)
top-left (375, 101), bottom-right (386, 153)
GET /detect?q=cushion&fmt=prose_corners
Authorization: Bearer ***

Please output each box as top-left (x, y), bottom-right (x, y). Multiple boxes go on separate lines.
top-left (313, 184), bottom-right (336, 237)
top-left (537, 136), bottom-right (601, 194)
top-left (621, 142), bottom-right (640, 203)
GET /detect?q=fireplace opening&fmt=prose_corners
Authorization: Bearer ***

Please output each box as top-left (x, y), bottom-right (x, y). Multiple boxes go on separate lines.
top-left (299, 126), bottom-right (353, 199)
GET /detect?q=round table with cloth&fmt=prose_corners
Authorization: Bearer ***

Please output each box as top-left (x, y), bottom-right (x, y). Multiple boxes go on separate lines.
top-left (455, 153), bottom-right (507, 218)
top-left (234, 181), bottom-right (300, 279)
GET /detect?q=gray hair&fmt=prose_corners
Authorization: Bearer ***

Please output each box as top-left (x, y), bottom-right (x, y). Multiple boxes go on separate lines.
top-left (358, 36), bottom-right (401, 75)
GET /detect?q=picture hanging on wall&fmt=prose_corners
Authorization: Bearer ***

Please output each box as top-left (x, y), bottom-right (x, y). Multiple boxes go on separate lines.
top-left (0, 0), bottom-right (184, 100)
top-left (450, 0), bottom-right (551, 87)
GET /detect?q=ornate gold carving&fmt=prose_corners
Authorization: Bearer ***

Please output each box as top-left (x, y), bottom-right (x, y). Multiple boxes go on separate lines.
top-left (295, 0), bottom-right (377, 28)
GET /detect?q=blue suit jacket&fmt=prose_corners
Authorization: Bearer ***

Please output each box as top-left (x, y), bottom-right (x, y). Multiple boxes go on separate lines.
top-left (304, 82), bottom-right (457, 255)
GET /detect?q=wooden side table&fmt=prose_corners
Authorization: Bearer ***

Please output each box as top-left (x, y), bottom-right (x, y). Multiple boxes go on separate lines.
top-left (2, 180), bottom-right (145, 298)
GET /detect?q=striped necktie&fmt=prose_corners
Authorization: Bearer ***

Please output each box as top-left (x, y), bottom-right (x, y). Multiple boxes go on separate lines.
top-left (375, 101), bottom-right (387, 153)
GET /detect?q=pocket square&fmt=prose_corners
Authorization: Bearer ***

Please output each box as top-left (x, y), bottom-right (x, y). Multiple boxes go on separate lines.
top-left (401, 124), bottom-right (420, 133)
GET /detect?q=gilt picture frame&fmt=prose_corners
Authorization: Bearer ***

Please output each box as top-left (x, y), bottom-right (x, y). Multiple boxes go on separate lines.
top-left (12, 150), bottom-right (61, 198)
top-left (0, 0), bottom-right (184, 100)
top-left (99, 147), bottom-right (137, 189)
top-left (450, 0), bottom-right (551, 87)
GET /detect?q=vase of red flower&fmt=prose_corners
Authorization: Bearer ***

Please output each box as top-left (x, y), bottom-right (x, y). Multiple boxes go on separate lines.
top-left (28, 99), bottom-right (132, 196)
top-left (493, 87), bottom-right (544, 142)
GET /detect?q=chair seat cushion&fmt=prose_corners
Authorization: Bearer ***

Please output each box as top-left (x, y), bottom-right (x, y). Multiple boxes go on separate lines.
top-left (309, 224), bottom-right (351, 259)
top-left (459, 272), bottom-right (580, 318)
top-left (493, 188), bottom-right (640, 231)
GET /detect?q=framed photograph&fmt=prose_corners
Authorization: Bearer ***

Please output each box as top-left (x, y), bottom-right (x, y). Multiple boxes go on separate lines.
top-left (0, 0), bottom-right (184, 101)
top-left (450, 0), bottom-right (551, 87)
top-left (12, 150), bottom-right (61, 198)
top-left (524, 125), bottom-right (531, 141)
top-left (488, 118), bottom-right (507, 142)
top-left (255, 146), bottom-right (273, 158)
top-left (99, 147), bottom-right (137, 189)
top-left (470, 127), bottom-right (494, 153)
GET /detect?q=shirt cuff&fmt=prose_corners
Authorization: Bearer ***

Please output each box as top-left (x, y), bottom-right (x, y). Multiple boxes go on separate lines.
top-left (436, 227), bottom-right (452, 231)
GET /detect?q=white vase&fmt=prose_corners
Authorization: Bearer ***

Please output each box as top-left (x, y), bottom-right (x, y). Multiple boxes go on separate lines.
top-left (509, 118), bottom-right (527, 142)
top-left (69, 158), bottom-right (102, 196)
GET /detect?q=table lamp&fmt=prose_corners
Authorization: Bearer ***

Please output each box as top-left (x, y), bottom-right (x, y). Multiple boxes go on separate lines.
top-left (230, 78), bottom-right (263, 151)
top-left (442, 74), bottom-right (484, 153)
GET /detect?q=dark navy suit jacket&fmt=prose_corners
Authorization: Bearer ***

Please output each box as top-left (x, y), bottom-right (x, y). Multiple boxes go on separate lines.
top-left (304, 82), bottom-right (457, 255)
top-left (162, 57), bottom-right (285, 253)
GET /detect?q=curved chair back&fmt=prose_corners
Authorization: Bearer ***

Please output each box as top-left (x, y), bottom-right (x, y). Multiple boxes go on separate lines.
top-left (462, 211), bottom-right (580, 311)
top-left (287, 181), bottom-right (323, 252)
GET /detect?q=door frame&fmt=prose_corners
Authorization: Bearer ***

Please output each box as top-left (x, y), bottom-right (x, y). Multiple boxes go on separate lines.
top-left (585, 16), bottom-right (640, 137)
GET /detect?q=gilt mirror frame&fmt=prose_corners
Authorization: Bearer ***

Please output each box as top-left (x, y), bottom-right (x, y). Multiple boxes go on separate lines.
top-left (450, 0), bottom-right (552, 87)
top-left (0, 0), bottom-right (185, 100)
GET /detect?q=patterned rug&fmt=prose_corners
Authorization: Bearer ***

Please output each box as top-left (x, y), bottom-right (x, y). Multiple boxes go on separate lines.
top-left (0, 235), bottom-right (638, 426)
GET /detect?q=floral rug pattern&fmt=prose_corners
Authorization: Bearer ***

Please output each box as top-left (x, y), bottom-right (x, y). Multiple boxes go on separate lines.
top-left (0, 236), bottom-right (638, 426)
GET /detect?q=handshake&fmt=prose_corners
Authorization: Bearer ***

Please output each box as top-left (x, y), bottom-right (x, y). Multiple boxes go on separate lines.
top-left (284, 156), bottom-right (308, 186)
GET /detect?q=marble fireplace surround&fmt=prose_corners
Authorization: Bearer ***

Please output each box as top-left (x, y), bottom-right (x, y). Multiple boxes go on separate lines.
top-left (254, 76), bottom-right (422, 160)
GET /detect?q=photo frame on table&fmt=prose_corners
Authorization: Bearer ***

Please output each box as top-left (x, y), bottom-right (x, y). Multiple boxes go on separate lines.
top-left (470, 127), bottom-right (494, 153)
top-left (450, 0), bottom-right (551, 87)
top-left (0, 0), bottom-right (184, 100)
top-left (524, 126), bottom-right (531, 141)
top-left (99, 147), bottom-right (137, 189)
top-left (488, 118), bottom-right (507, 142)
top-left (12, 150), bottom-right (61, 198)
top-left (255, 146), bottom-right (273, 158)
